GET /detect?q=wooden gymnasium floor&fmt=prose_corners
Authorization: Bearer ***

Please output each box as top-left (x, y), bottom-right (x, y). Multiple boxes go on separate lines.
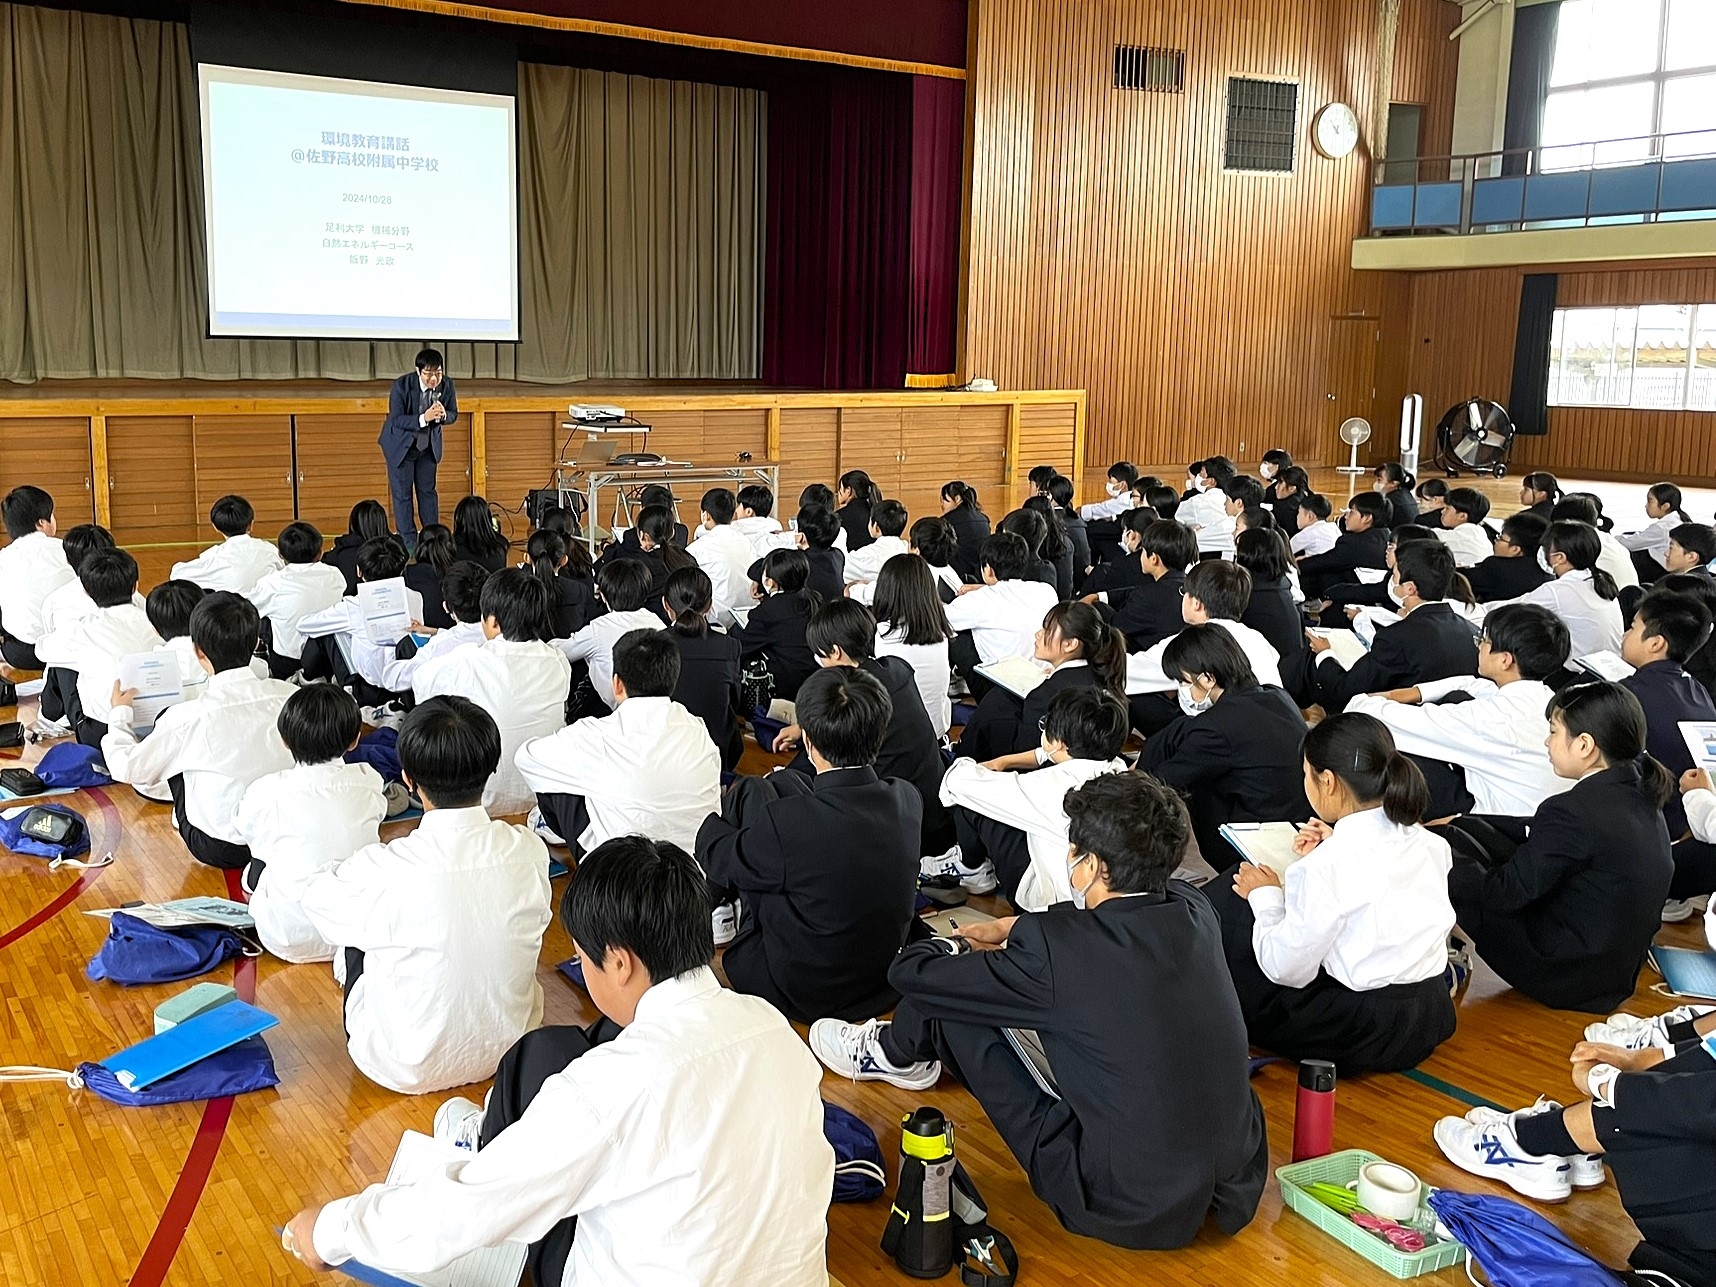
top-left (2, 465), bottom-right (1711, 1287)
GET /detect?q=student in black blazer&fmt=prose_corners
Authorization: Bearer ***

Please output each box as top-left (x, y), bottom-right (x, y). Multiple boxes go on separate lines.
top-left (324, 498), bottom-right (392, 596)
top-left (806, 772), bottom-right (1269, 1250)
top-left (1235, 528), bottom-right (1308, 671)
top-left (1024, 496), bottom-right (1076, 599)
top-left (1619, 591), bottom-right (1716, 837)
top-left (1046, 476), bottom-right (1092, 584)
top-left (526, 529), bottom-right (598, 638)
top-left (958, 601), bottom-right (1128, 762)
top-left (698, 666), bottom-right (926, 1023)
top-left (1299, 492), bottom-right (1391, 600)
top-left (940, 481), bottom-right (993, 583)
top-left (661, 567), bottom-right (744, 771)
top-left (1094, 518), bottom-right (1198, 652)
top-left (403, 524), bottom-right (455, 628)
top-left (1374, 463), bottom-right (1419, 528)
top-left (837, 470), bottom-right (882, 552)
top-left (1442, 682), bottom-right (1673, 1013)
top-left (1141, 625), bottom-right (1310, 867)
top-left (736, 549), bottom-right (820, 701)
top-left (1516, 472), bottom-right (1561, 523)
top-left (1467, 512), bottom-right (1552, 602)
top-left (451, 494), bottom-right (510, 573)
top-left (744, 505), bottom-right (846, 604)
top-left (1312, 542), bottom-right (1479, 713)
top-left (602, 505), bottom-right (697, 623)
top-left (1082, 507), bottom-right (1157, 599)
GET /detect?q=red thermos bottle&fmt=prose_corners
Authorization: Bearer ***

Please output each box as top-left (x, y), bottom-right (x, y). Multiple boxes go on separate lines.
top-left (1292, 1059), bottom-right (1337, 1161)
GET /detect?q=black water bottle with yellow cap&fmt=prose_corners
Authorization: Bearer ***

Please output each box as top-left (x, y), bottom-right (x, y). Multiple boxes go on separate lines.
top-left (881, 1107), bottom-right (958, 1276)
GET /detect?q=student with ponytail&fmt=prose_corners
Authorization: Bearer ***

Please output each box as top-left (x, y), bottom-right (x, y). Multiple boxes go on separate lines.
top-left (1516, 472), bottom-right (1561, 521)
top-left (736, 548), bottom-right (821, 699)
top-left (1372, 462), bottom-right (1420, 529)
top-left (404, 524), bottom-right (455, 627)
top-left (1491, 520), bottom-right (1624, 657)
top-left (526, 530), bottom-right (597, 638)
top-left (1617, 482), bottom-right (1693, 583)
top-left (1440, 681), bottom-right (1673, 1013)
top-left (939, 480), bottom-right (992, 582)
top-left (660, 567), bottom-right (743, 770)
top-left (956, 601), bottom-right (1127, 763)
top-left (836, 470), bottom-right (884, 552)
top-left (1212, 712), bottom-right (1458, 1073)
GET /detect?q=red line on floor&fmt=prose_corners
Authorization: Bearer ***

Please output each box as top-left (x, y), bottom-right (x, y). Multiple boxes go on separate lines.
top-left (0, 786), bottom-right (121, 950)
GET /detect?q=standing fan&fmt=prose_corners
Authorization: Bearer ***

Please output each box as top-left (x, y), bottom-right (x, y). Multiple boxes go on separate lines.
top-left (1432, 398), bottom-right (1516, 478)
top-left (1336, 417), bottom-right (1372, 474)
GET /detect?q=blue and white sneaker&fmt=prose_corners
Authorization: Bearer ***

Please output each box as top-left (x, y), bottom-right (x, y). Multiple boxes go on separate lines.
top-left (1462, 1098), bottom-right (1604, 1190)
top-left (433, 1095), bottom-right (485, 1152)
top-left (1433, 1112), bottom-right (1572, 1203)
top-left (1445, 936), bottom-right (1475, 998)
top-left (809, 1018), bottom-right (941, 1091)
top-left (1583, 1005), bottom-right (1712, 1051)
top-left (919, 846), bottom-right (998, 895)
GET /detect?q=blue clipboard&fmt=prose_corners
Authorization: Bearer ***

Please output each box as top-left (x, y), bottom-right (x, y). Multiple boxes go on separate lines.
top-left (101, 999), bottom-right (278, 1090)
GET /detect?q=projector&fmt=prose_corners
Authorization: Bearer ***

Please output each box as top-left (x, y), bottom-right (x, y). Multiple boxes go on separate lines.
top-left (569, 403), bottom-right (627, 423)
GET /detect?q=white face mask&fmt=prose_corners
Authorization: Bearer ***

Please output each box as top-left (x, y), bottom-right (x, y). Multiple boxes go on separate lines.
top-left (1372, 481), bottom-right (1386, 494)
top-left (1177, 680), bottom-right (1215, 717)
top-left (1121, 533), bottom-right (1140, 557)
top-left (1387, 577), bottom-right (1405, 607)
top-left (1260, 463), bottom-right (1277, 480)
top-left (1106, 480), bottom-right (1126, 498)
top-left (1067, 854), bottom-right (1096, 909)
top-left (1538, 550), bottom-right (1553, 574)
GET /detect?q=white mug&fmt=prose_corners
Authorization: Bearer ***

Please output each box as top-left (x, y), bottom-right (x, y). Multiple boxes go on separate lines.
top-left (1354, 1162), bottom-right (1422, 1221)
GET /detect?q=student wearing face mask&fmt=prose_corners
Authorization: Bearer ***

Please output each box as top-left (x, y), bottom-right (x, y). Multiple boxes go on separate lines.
top-left (1258, 448), bottom-right (1293, 496)
top-left (1371, 463), bottom-right (1419, 529)
top-left (1209, 713), bottom-right (1458, 1074)
top-left (1487, 520), bottom-right (1624, 659)
top-left (807, 771), bottom-right (1270, 1251)
top-left (1078, 461), bottom-right (1140, 524)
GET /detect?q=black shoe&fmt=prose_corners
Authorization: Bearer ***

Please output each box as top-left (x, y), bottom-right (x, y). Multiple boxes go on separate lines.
top-left (0, 680), bottom-right (16, 708)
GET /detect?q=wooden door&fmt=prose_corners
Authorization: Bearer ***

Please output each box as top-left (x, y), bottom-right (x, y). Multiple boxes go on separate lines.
top-left (836, 409), bottom-right (906, 503)
top-left (193, 416), bottom-right (294, 540)
top-left (1327, 318), bottom-right (1380, 466)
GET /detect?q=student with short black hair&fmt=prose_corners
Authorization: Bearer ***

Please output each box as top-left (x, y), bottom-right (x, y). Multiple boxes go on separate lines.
top-left (731, 484), bottom-right (782, 554)
top-left (324, 499), bottom-right (392, 595)
top-left (873, 554), bottom-right (954, 737)
top-left (296, 534), bottom-right (425, 705)
top-left (688, 487), bottom-right (756, 626)
top-left (0, 485), bottom-right (73, 701)
top-left (843, 499), bottom-right (911, 587)
top-left (738, 548), bottom-right (821, 699)
top-left (1467, 511), bottom-right (1552, 602)
top-left (104, 592), bottom-right (296, 869)
top-left (288, 833), bottom-right (834, 1287)
top-left (144, 579), bottom-right (209, 708)
top-left (1434, 487), bottom-right (1495, 566)
top-left (452, 495), bottom-right (510, 573)
top-left (558, 557), bottom-right (663, 717)
top-left (940, 480), bottom-right (992, 581)
top-left (1492, 520), bottom-right (1624, 657)
top-left (659, 566), bottom-right (744, 771)
top-left (299, 695), bottom-right (552, 1093)
top-left (1079, 460), bottom-right (1139, 525)
top-left (1212, 712), bottom-right (1458, 1073)
top-left (750, 505), bottom-right (846, 601)
top-left (249, 521), bottom-right (348, 678)
top-left (35, 548), bottom-right (160, 747)
top-left (378, 560), bottom-right (490, 695)
top-left (900, 515), bottom-right (963, 601)
top-left (1126, 559), bottom-right (1285, 703)
top-left (1665, 521), bottom-right (1716, 577)
top-left (1299, 492), bottom-right (1390, 599)
top-left (698, 665), bottom-right (926, 1022)
top-left (36, 522), bottom-right (121, 642)
top-left (171, 493), bottom-right (283, 594)
top-left (945, 531), bottom-right (1060, 694)
top-left (415, 568), bottom-right (571, 816)
top-left (517, 627), bottom-right (719, 856)
top-left (1000, 507), bottom-right (1057, 590)
top-left (237, 684), bottom-right (386, 964)
top-left (1143, 483), bottom-right (1180, 523)
top-left (1619, 589), bottom-right (1716, 841)
top-left (1290, 492), bottom-right (1339, 557)
top-left (812, 769), bottom-right (1269, 1249)
top-left (1090, 518), bottom-right (1198, 650)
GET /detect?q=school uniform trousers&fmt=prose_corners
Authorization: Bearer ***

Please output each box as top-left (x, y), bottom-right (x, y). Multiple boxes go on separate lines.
top-left (1299, 527), bottom-right (1390, 600)
top-left (697, 764), bottom-right (926, 1023)
top-left (956, 661), bottom-right (1098, 763)
top-left (879, 891), bottom-right (1269, 1250)
top-left (1138, 685), bottom-right (1310, 868)
top-left (1314, 602), bottom-right (1480, 713)
top-left (1442, 761), bottom-right (1673, 1013)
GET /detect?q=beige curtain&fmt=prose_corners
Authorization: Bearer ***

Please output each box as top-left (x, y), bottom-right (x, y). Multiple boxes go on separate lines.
top-left (0, 3), bottom-right (765, 382)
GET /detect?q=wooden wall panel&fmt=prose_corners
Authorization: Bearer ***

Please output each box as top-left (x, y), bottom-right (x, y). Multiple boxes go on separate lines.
top-left (479, 412), bottom-right (560, 520)
top-left (192, 416), bottom-right (294, 539)
top-left (0, 417), bottom-right (94, 541)
top-left (963, 0), bottom-right (1459, 473)
top-left (775, 408), bottom-right (839, 510)
top-left (1013, 403), bottom-right (1079, 508)
top-left (108, 416), bottom-right (197, 547)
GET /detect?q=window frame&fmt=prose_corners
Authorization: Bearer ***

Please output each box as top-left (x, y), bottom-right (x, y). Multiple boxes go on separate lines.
top-left (1548, 302), bottom-right (1714, 413)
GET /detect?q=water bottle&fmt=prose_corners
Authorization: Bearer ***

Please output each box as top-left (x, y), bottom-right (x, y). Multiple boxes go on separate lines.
top-left (1292, 1059), bottom-right (1337, 1161)
top-left (881, 1107), bottom-right (957, 1277)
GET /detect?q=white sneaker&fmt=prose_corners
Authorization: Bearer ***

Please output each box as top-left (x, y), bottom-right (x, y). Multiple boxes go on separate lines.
top-left (433, 1095), bottom-right (485, 1152)
top-left (1662, 896), bottom-right (1707, 923)
top-left (1583, 1005), bottom-right (1712, 1051)
top-left (712, 901), bottom-right (738, 947)
top-left (808, 1018), bottom-right (942, 1091)
top-left (1432, 1113), bottom-right (1573, 1203)
top-left (27, 715), bottom-right (71, 742)
top-left (362, 702), bottom-right (406, 731)
top-left (1462, 1099), bottom-right (1604, 1190)
top-left (527, 806), bottom-right (566, 847)
top-left (919, 846), bottom-right (998, 895)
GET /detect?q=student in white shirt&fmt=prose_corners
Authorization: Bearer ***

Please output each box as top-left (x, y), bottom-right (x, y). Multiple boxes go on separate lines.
top-left (415, 568), bottom-right (571, 817)
top-left (287, 834), bottom-right (833, 1287)
top-left (1126, 559), bottom-right (1284, 697)
top-left (1434, 487), bottom-right (1496, 567)
top-left (1179, 456), bottom-right (1236, 534)
top-left (377, 560), bottom-right (489, 694)
top-left (105, 592), bottom-right (296, 869)
top-left (1616, 482), bottom-right (1691, 579)
top-left (1291, 494), bottom-right (1340, 558)
top-left (1077, 461), bottom-right (1138, 522)
top-left (297, 535), bottom-right (424, 705)
top-left (236, 684), bottom-right (386, 963)
top-left (558, 558), bottom-right (663, 719)
top-left (299, 694), bottom-right (552, 1095)
top-left (1553, 493), bottom-right (1641, 591)
top-left (872, 554), bottom-right (954, 737)
top-left (1197, 475), bottom-right (1258, 558)
top-left (848, 517), bottom-right (962, 607)
top-left (945, 532), bottom-right (1059, 692)
top-left (170, 494), bottom-right (283, 595)
top-left (36, 523), bottom-right (124, 641)
top-left (0, 485), bottom-right (75, 725)
top-left (688, 488), bottom-right (758, 627)
top-left (35, 549), bottom-right (162, 747)
top-left (1490, 521), bottom-right (1624, 658)
top-left (517, 627), bottom-right (718, 855)
top-left (842, 498), bottom-right (911, 586)
top-left (724, 482), bottom-right (783, 556)
top-left (1350, 603), bottom-right (1574, 819)
top-left (1216, 712), bottom-right (1458, 1074)
top-left (248, 521), bottom-right (348, 677)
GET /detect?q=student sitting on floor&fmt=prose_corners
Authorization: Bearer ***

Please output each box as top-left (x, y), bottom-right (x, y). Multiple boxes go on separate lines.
top-left (940, 479), bottom-right (991, 582)
top-left (36, 549), bottom-right (161, 748)
top-left (660, 566), bottom-right (744, 772)
top-left (736, 548), bottom-right (821, 701)
top-left (809, 771), bottom-right (1269, 1250)
top-left (1290, 493), bottom-right (1339, 558)
top-left (1490, 520), bottom-right (1625, 659)
top-left (404, 523), bottom-right (455, 628)
top-left (516, 628), bottom-right (719, 856)
top-left (297, 535), bottom-right (424, 707)
top-left (287, 834), bottom-right (834, 1287)
top-left (1349, 603), bottom-right (1573, 819)
top-left (170, 494), bottom-right (283, 594)
top-left (414, 568), bottom-right (571, 817)
top-left (1466, 510), bottom-right (1552, 602)
top-left (1441, 681), bottom-right (1674, 1014)
top-left (945, 532), bottom-right (1060, 693)
top-left (842, 498), bottom-right (910, 587)
top-left (1235, 526), bottom-right (1310, 669)
top-left (1299, 492), bottom-right (1390, 601)
top-left (1433, 487), bottom-right (1495, 567)
top-left (1616, 481), bottom-right (1691, 583)
top-left (849, 517), bottom-right (963, 607)
top-left (1620, 590), bottom-right (1716, 841)
top-left (299, 696), bottom-right (552, 1095)
top-left (557, 558), bottom-right (664, 718)
top-left (1432, 1026), bottom-right (1716, 1287)
top-left (1126, 559), bottom-right (1284, 721)
top-left (248, 521), bottom-right (348, 679)
top-left (525, 529), bottom-right (598, 639)
top-left (1210, 712), bottom-right (1458, 1075)
top-left (104, 593), bottom-right (296, 870)
top-left (1554, 493), bottom-right (1642, 592)
top-left (872, 554), bottom-right (954, 738)
top-left (144, 580), bottom-right (211, 709)
top-left (728, 483), bottom-right (783, 556)
top-left (322, 499), bottom-right (391, 595)
top-left (957, 600), bottom-right (1127, 763)
top-left (236, 684), bottom-right (385, 964)
top-left (1138, 624), bottom-right (1310, 870)
top-left (1088, 518), bottom-right (1198, 652)
top-left (0, 485), bottom-right (74, 724)
top-left (749, 504), bottom-right (846, 601)
top-left (697, 665), bottom-right (925, 1023)
top-left (36, 522), bottom-right (121, 641)
top-left (688, 488), bottom-right (757, 627)
top-left (1311, 540), bottom-right (1479, 713)
top-left (1664, 522), bottom-right (1716, 579)
top-left (376, 561), bottom-right (490, 695)
top-left (1078, 504), bottom-right (1156, 600)
top-left (936, 686), bottom-right (1129, 908)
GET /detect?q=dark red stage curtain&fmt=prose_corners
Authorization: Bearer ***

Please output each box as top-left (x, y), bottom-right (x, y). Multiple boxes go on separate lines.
top-left (909, 75), bottom-right (964, 378)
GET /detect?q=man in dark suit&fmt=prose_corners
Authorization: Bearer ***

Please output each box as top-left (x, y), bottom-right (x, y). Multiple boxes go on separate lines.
top-left (697, 665), bottom-right (926, 1024)
top-left (1312, 541), bottom-right (1479, 712)
top-left (806, 772), bottom-right (1269, 1250)
top-left (378, 347), bottom-right (458, 544)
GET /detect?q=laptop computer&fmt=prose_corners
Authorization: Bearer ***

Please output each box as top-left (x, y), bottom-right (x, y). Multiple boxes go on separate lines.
top-left (562, 437), bottom-right (621, 467)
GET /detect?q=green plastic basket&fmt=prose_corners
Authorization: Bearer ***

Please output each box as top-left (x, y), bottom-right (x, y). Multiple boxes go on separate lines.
top-left (1276, 1149), bottom-right (1466, 1280)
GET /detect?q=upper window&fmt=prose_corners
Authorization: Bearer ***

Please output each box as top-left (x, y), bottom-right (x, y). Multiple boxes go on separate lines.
top-left (1548, 304), bottom-right (1716, 412)
top-left (1541, 0), bottom-right (1716, 171)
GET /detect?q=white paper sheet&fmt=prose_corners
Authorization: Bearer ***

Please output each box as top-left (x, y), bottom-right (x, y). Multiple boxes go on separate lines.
top-left (358, 577), bottom-right (412, 645)
top-left (118, 651), bottom-right (184, 731)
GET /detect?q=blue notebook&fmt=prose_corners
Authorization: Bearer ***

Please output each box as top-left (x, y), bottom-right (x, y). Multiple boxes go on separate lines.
top-left (1650, 946), bottom-right (1716, 1001)
top-left (101, 999), bottom-right (278, 1090)
top-left (556, 957), bottom-right (586, 991)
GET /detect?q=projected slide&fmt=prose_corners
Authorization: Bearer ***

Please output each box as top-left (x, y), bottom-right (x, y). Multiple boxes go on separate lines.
top-left (199, 65), bottom-right (518, 341)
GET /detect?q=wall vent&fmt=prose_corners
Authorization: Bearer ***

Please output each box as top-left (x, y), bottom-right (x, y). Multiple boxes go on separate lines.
top-left (1113, 45), bottom-right (1185, 93)
top-left (1224, 77), bottom-right (1298, 172)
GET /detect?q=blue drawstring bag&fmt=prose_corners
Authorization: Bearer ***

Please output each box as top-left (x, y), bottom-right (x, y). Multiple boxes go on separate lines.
top-left (86, 911), bottom-right (248, 986)
top-left (72, 1036), bottom-right (279, 1106)
top-left (34, 742), bottom-right (112, 789)
top-left (1427, 1190), bottom-right (1625, 1286)
top-left (346, 727), bottom-right (402, 783)
top-left (0, 803), bottom-right (91, 861)
top-left (824, 1102), bottom-right (886, 1202)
